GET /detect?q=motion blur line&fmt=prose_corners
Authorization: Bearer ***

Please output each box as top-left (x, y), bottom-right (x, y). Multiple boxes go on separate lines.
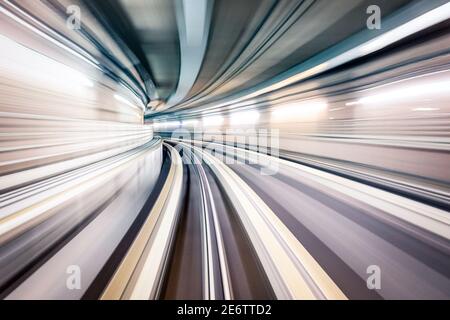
top-left (0, 139), bottom-right (150, 199)
top-left (197, 157), bottom-right (233, 300)
top-left (188, 140), bottom-right (450, 241)
top-left (0, 140), bottom-right (160, 217)
top-left (184, 147), bottom-right (233, 300)
top-left (0, 133), bottom-right (152, 169)
top-left (237, 145), bottom-right (450, 241)
top-left (0, 141), bottom-right (159, 245)
top-left (0, 135), bottom-right (152, 192)
top-left (191, 150), bottom-right (219, 299)
top-left (281, 152), bottom-right (450, 206)
top-left (0, 0), bottom-right (99, 69)
top-left (184, 143), bottom-right (346, 300)
top-left (168, 0), bottom-right (450, 114)
top-left (101, 144), bottom-right (183, 300)
top-left (0, 131), bottom-right (151, 153)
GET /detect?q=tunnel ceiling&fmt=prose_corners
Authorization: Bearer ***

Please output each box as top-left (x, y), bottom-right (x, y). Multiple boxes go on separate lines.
top-left (83, 0), bottom-right (413, 117)
top-left (118, 0), bottom-right (180, 101)
top-left (84, 0), bottom-right (180, 101)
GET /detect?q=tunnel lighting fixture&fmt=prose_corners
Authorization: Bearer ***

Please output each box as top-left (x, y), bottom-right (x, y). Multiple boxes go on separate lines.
top-left (329, 107), bottom-right (346, 112)
top-left (182, 119), bottom-right (199, 127)
top-left (0, 34), bottom-right (94, 90)
top-left (202, 115), bottom-right (224, 126)
top-left (350, 81), bottom-right (450, 106)
top-left (153, 121), bottom-right (174, 129)
top-left (230, 110), bottom-right (260, 125)
top-left (412, 107), bottom-right (440, 112)
top-left (271, 101), bottom-right (327, 121)
top-left (152, 122), bottom-right (164, 130)
top-left (165, 121), bottom-right (181, 128)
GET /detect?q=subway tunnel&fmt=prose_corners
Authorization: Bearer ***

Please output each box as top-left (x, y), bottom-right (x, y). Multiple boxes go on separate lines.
top-left (0, 0), bottom-right (449, 301)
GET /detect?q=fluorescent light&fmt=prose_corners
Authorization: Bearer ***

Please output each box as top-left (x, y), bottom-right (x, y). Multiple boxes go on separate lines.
top-left (165, 121), bottom-right (181, 127)
top-left (330, 107), bottom-right (346, 111)
top-left (152, 121), bottom-right (180, 129)
top-left (152, 122), bottom-right (162, 129)
top-left (0, 34), bottom-right (94, 92)
top-left (230, 110), bottom-right (260, 125)
top-left (272, 101), bottom-right (327, 122)
top-left (355, 81), bottom-right (450, 105)
top-left (202, 115), bottom-right (224, 126)
top-left (412, 107), bottom-right (440, 112)
top-left (182, 119), bottom-right (199, 126)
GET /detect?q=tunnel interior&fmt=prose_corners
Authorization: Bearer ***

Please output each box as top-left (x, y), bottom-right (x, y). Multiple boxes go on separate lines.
top-left (0, 0), bottom-right (449, 301)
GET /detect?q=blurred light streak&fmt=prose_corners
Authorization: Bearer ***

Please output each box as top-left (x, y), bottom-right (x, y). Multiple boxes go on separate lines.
top-left (156, 121), bottom-right (181, 129)
top-left (181, 1), bottom-right (450, 116)
top-left (412, 107), bottom-right (440, 112)
top-left (202, 115), bottom-right (224, 126)
top-left (114, 94), bottom-right (144, 111)
top-left (360, 2), bottom-right (450, 54)
top-left (0, 34), bottom-right (94, 91)
top-left (167, 121), bottom-right (181, 127)
top-left (0, 2), bottom-right (99, 68)
top-left (271, 101), bottom-right (327, 122)
top-left (163, 0), bottom-right (212, 109)
top-left (329, 107), bottom-right (346, 112)
top-left (230, 110), bottom-right (260, 125)
top-left (182, 119), bottom-right (199, 127)
top-left (351, 81), bottom-right (450, 105)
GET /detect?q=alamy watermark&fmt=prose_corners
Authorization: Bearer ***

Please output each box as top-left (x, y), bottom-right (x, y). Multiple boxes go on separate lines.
top-left (169, 128), bottom-right (280, 175)
top-left (66, 5), bottom-right (81, 30)
top-left (367, 5), bottom-right (381, 30)
top-left (366, 265), bottom-right (381, 290)
top-left (66, 264), bottom-right (81, 290)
